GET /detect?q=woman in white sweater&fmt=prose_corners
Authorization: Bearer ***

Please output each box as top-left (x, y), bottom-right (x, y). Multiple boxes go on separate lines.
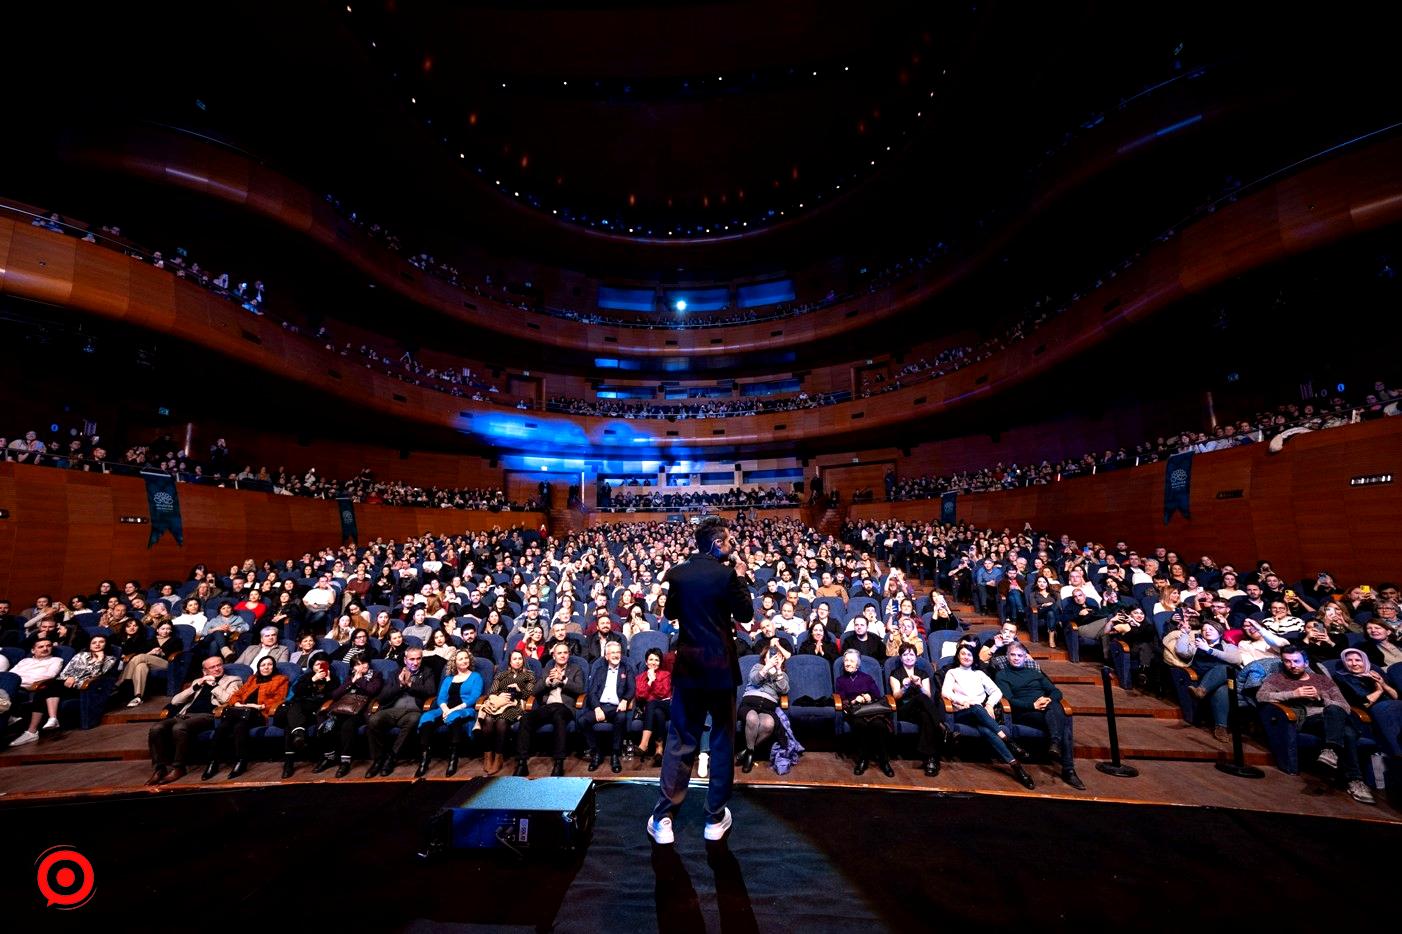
top-left (941, 644), bottom-right (1035, 789)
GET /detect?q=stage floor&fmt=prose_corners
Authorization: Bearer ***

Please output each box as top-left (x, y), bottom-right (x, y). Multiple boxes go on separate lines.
top-left (3, 779), bottom-right (1399, 930)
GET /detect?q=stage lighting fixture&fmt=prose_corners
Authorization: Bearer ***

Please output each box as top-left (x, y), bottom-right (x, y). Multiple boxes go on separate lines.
top-left (674, 299), bottom-right (687, 312)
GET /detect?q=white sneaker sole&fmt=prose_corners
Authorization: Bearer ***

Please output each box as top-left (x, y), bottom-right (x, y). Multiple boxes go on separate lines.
top-left (703, 809), bottom-right (732, 841)
top-left (647, 818), bottom-right (674, 845)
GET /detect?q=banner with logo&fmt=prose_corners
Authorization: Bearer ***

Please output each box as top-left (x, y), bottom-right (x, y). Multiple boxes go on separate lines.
top-left (143, 471), bottom-right (183, 547)
top-left (940, 491), bottom-right (958, 524)
top-left (336, 496), bottom-right (359, 543)
top-left (1164, 452), bottom-right (1193, 524)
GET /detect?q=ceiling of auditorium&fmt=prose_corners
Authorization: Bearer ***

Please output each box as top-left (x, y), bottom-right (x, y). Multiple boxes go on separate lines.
top-left (6, 0), bottom-right (1268, 277)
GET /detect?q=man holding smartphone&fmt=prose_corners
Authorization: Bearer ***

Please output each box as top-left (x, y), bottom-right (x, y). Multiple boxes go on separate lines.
top-left (648, 516), bottom-right (753, 845)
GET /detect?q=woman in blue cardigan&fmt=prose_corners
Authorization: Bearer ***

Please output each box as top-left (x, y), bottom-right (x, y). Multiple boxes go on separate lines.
top-left (415, 649), bottom-right (483, 778)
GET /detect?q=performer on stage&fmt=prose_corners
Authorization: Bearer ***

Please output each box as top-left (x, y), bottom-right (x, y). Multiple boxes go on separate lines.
top-left (647, 516), bottom-right (754, 844)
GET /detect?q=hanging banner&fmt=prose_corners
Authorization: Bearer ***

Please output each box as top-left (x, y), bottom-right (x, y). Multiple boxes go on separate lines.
top-left (940, 491), bottom-right (958, 524)
top-left (143, 471), bottom-right (183, 547)
top-left (336, 496), bottom-right (359, 543)
top-left (1164, 452), bottom-right (1194, 524)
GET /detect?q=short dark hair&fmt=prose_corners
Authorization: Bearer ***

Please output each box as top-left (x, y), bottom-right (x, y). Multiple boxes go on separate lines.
top-left (1280, 645), bottom-right (1308, 662)
top-left (695, 516), bottom-right (731, 552)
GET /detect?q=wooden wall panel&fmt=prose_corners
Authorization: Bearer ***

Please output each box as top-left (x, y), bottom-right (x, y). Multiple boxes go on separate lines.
top-left (849, 418), bottom-right (1402, 585)
top-left (0, 463), bottom-right (543, 603)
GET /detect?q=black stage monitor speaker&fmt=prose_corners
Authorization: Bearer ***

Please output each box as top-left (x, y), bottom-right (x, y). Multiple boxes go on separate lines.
top-left (424, 777), bottom-right (596, 857)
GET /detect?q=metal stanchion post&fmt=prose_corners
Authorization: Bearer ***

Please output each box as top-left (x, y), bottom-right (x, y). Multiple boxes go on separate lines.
top-left (1095, 665), bottom-right (1139, 778)
top-left (1215, 676), bottom-right (1264, 778)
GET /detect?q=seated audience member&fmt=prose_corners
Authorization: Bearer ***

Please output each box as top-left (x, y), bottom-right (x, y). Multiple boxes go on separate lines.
top-left (579, 640), bottom-right (634, 773)
top-left (206, 655), bottom-right (289, 780)
top-left (737, 645), bottom-right (799, 774)
top-left (979, 621), bottom-right (1034, 671)
top-left (314, 656), bottom-right (383, 778)
top-left (381, 627), bottom-right (410, 664)
top-left (1171, 620), bottom-right (1236, 742)
top-left (515, 623), bottom-right (547, 662)
top-left (1257, 600), bottom-right (1306, 639)
top-left (1360, 618), bottom-right (1402, 671)
top-left (173, 597), bottom-right (209, 634)
top-left (541, 620), bottom-right (579, 659)
top-left (1058, 588), bottom-right (1105, 646)
top-left (415, 649), bottom-right (483, 778)
top-left (459, 622), bottom-right (494, 664)
top-left (994, 643), bottom-right (1084, 789)
top-left (748, 616), bottom-right (794, 657)
top-left (289, 632), bottom-right (326, 670)
top-left (280, 657), bottom-right (339, 776)
top-left (236, 626), bottom-right (290, 667)
top-left (516, 641), bottom-right (585, 777)
top-left (841, 614), bottom-right (887, 661)
top-left (146, 657), bottom-right (243, 784)
top-left (477, 649), bottom-right (536, 776)
top-left (1334, 647), bottom-right (1401, 756)
top-left (941, 644), bottom-right (1034, 789)
top-left (888, 645), bottom-right (945, 776)
top-left (837, 649), bottom-right (894, 777)
top-left (24, 633), bottom-right (117, 740)
top-left (199, 602), bottom-right (250, 662)
top-left (365, 646), bottom-right (438, 777)
top-left (330, 628), bottom-right (378, 666)
top-left (583, 615), bottom-right (628, 662)
top-left (120, 619), bottom-right (184, 706)
top-left (885, 615), bottom-right (924, 659)
top-left (633, 647), bottom-right (672, 767)
top-left (6, 638), bottom-right (65, 746)
top-left (402, 608), bottom-right (434, 645)
top-left (1029, 576), bottom-right (1059, 645)
top-left (110, 616), bottom-right (152, 663)
top-left (801, 620), bottom-right (840, 662)
top-left (1257, 646), bottom-right (1374, 804)
top-left (424, 628), bottom-right (456, 668)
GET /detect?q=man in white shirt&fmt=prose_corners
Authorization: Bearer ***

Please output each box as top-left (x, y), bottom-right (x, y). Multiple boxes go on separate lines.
top-left (579, 641), bottom-right (633, 773)
top-left (8, 638), bottom-right (66, 745)
top-left (1059, 569), bottom-right (1101, 605)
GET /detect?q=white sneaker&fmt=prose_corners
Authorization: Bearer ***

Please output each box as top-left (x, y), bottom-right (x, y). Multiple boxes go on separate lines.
top-left (1316, 748), bottom-right (1339, 770)
top-left (1348, 780), bottom-right (1376, 805)
top-left (647, 815), bottom-right (675, 845)
top-left (703, 808), bottom-right (732, 841)
top-left (697, 752), bottom-right (710, 778)
top-left (41, 717), bottom-right (60, 731)
top-left (127, 696), bottom-right (145, 708)
top-left (10, 730), bottom-right (38, 747)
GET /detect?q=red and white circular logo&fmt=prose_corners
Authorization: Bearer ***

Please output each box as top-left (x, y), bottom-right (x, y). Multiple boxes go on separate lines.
top-left (35, 846), bottom-right (95, 910)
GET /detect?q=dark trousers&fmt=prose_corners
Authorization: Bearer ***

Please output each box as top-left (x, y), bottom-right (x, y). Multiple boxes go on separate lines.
top-left (367, 705), bottom-right (422, 761)
top-left (281, 701), bottom-right (319, 753)
top-left (418, 717), bottom-right (470, 752)
top-left (846, 713), bottom-right (892, 762)
top-left (517, 702), bottom-right (573, 760)
top-left (1012, 706), bottom-right (1075, 768)
top-left (974, 583), bottom-right (998, 616)
top-left (329, 714), bottom-right (364, 759)
top-left (1300, 706), bottom-right (1362, 781)
top-left (211, 711), bottom-right (265, 761)
top-left (641, 699), bottom-right (671, 738)
top-left (148, 713), bottom-right (216, 768)
top-left (579, 703), bottom-right (629, 755)
top-left (653, 685), bottom-right (736, 826)
top-left (897, 692), bottom-right (945, 758)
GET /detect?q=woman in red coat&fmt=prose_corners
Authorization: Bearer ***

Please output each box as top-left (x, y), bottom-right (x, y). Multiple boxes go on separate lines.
top-left (633, 647), bottom-right (673, 767)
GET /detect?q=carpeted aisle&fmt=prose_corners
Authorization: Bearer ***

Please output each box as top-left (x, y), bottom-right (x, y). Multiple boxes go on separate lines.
top-left (3, 779), bottom-right (1399, 930)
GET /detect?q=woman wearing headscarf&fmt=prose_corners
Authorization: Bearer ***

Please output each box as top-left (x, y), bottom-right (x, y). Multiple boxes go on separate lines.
top-left (280, 656), bottom-right (340, 777)
top-left (206, 654), bottom-right (289, 781)
top-left (1335, 647), bottom-right (1400, 756)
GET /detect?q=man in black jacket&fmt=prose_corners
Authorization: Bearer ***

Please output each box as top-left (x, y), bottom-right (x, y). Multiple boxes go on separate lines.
top-left (365, 648), bottom-right (439, 777)
top-left (648, 516), bottom-right (753, 845)
top-left (517, 641), bottom-right (586, 776)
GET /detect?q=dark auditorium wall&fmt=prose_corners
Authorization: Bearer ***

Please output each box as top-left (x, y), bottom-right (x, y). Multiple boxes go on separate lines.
top-left (848, 417), bottom-right (1402, 586)
top-left (0, 463), bottom-right (544, 603)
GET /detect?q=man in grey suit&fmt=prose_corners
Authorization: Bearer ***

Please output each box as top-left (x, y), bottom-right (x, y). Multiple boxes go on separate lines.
top-left (648, 516), bottom-right (753, 845)
top-left (235, 626), bottom-right (291, 667)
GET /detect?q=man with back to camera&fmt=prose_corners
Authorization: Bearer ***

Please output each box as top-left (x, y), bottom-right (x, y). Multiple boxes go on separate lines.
top-left (647, 516), bottom-right (753, 845)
